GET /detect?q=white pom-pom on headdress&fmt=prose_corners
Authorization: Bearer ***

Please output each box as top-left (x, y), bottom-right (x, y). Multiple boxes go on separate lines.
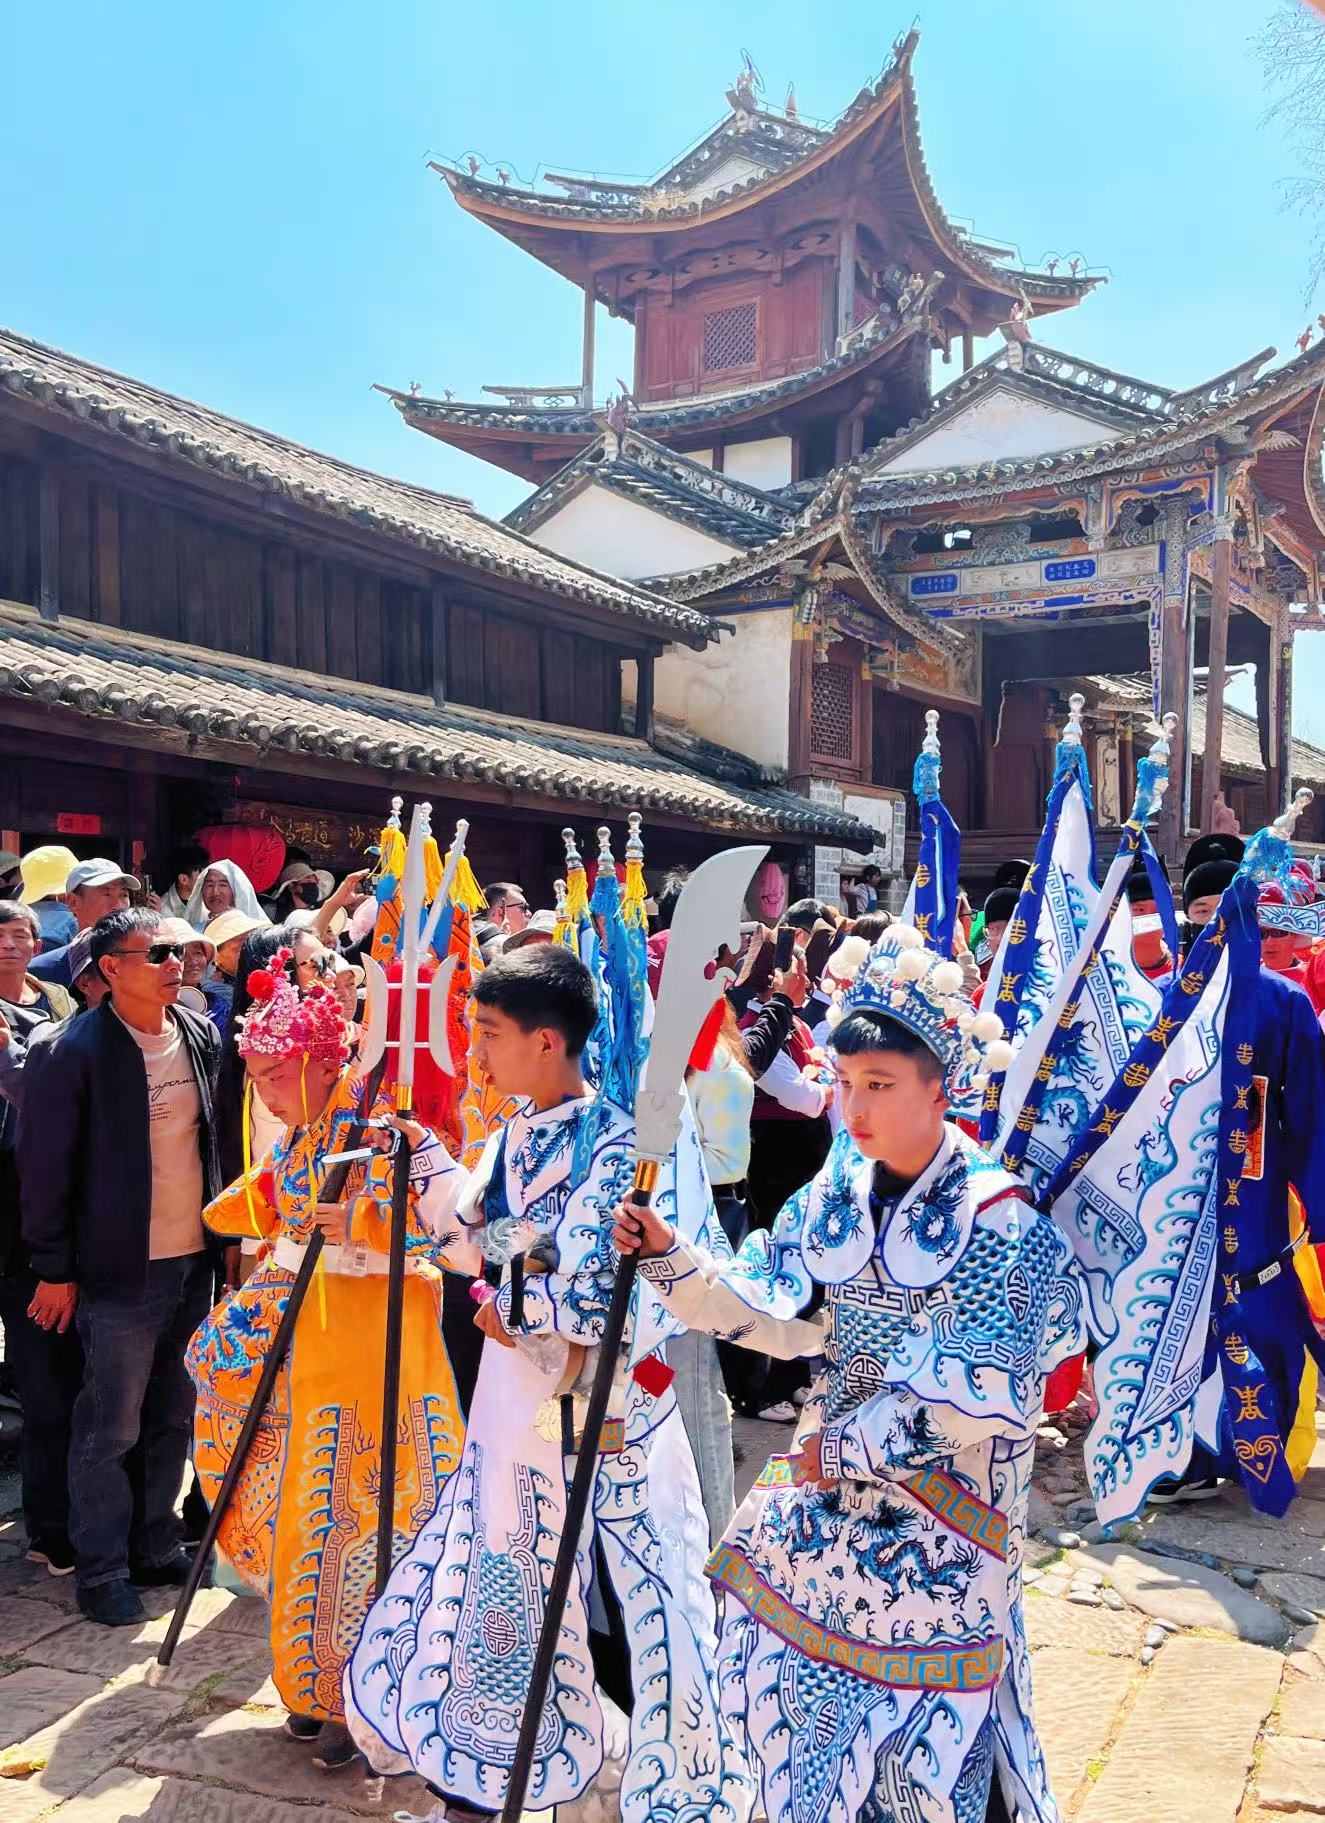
top-left (984, 1039), bottom-right (1015, 1073)
top-left (889, 923), bottom-right (925, 950)
top-left (825, 934), bottom-right (870, 982)
top-left (972, 1010), bottom-right (1005, 1043)
top-left (930, 960), bottom-right (963, 997)
top-left (894, 948), bottom-right (929, 982)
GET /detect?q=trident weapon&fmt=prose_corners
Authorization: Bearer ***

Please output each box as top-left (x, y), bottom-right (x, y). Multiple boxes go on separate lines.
top-left (357, 804), bottom-right (467, 1590)
top-left (499, 842), bottom-right (767, 1823)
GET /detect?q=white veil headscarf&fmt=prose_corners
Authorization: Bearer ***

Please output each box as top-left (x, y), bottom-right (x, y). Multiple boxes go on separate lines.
top-left (182, 859), bottom-right (265, 931)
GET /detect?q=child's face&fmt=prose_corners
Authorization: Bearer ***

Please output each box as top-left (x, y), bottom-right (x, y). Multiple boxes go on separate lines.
top-left (472, 1001), bottom-right (562, 1097)
top-left (835, 1048), bottom-right (946, 1164)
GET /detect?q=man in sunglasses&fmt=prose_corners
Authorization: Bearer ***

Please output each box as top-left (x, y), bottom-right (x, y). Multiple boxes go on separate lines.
top-left (17, 907), bottom-right (221, 1626)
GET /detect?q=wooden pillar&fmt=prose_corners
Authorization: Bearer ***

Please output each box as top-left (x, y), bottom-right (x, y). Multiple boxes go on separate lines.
top-left (1119, 720), bottom-right (1135, 812)
top-left (38, 467), bottom-right (59, 622)
top-left (1277, 628), bottom-right (1294, 799)
top-left (429, 579), bottom-right (448, 708)
top-left (1156, 502), bottom-right (1191, 862)
top-left (1198, 531), bottom-right (1232, 832)
top-left (961, 330), bottom-right (975, 372)
top-left (581, 279), bottom-right (596, 409)
top-left (837, 219), bottom-right (857, 344)
top-left (710, 437), bottom-right (725, 474)
top-left (1268, 619), bottom-right (1293, 813)
top-left (634, 652), bottom-right (655, 741)
top-left (788, 619), bottom-right (814, 786)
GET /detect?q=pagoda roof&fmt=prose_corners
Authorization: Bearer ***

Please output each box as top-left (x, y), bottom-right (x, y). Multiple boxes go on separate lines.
top-left (506, 429), bottom-right (797, 550)
top-left (843, 335), bottom-right (1325, 549)
top-left (382, 305), bottom-right (934, 480)
top-left (435, 33), bottom-right (1099, 321)
top-left (642, 333), bottom-right (1325, 618)
top-left (0, 326), bottom-right (715, 648)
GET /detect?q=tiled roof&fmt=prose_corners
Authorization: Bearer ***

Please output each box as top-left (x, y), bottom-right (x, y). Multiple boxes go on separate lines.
top-left (0, 604), bottom-right (878, 849)
top-left (0, 327), bottom-right (713, 648)
top-left (438, 34), bottom-right (1098, 309)
top-left (505, 431), bottom-right (796, 550)
top-left (389, 309), bottom-right (932, 443)
top-left (848, 337), bottom-right (1325, 517)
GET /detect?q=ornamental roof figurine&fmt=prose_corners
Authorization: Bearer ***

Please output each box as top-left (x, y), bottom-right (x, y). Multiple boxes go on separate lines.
top-left (831, 922), bottom-right (1013, 1112)
top-left (237, 948), bottom-right (350, 1066)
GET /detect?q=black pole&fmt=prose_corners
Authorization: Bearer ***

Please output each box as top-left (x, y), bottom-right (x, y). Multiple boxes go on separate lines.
top-left (375, 1130), bottom-right (412, 1594)
top-left (498, 1182), bottom-right (650, 1823)
top-left (158, 1059), bottom-right (386, 1667)
top-left (157, 1229), bottom-right (325, 1666)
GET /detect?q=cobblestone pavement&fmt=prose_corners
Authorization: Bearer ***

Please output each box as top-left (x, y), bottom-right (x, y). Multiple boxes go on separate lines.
top-left (0, 1397), bottom-right (1321, 1822)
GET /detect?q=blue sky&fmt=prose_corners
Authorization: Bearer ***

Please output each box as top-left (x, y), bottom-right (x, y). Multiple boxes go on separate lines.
top-left (5, 0), bottom-right (1325, 742)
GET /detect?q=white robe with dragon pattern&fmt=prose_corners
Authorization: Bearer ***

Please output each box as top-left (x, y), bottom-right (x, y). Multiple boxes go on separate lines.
top-left (343, 1092), bottom-right (751, 1822)
top-left (638, 1122), bottom-right (1083, 1823)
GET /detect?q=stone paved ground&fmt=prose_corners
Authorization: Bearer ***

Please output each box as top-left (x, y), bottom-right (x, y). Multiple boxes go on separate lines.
top-left (0, 1398), bottom-right (1321, 1821)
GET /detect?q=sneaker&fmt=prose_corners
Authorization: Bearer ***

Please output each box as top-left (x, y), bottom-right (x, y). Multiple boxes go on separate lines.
top-left (130, 1552), bottom-right (193, 1588)
top-left (311, 1723), bottom-right (358, 1772)
top-left (284, 1714), bottom-right (324, 1743)
top-left (78, 1581), bottom-right (145, 1628)
top-left (1147, 1475), bottom-right (1224, 1506)
top-left (26, 1536), bottom-right (76, 1577)
top-left (757, 1401), bottom-right (798, 1423)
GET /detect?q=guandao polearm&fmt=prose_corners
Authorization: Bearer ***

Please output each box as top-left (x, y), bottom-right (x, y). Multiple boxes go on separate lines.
top-left (498, 841), bottom-right (767, 1823)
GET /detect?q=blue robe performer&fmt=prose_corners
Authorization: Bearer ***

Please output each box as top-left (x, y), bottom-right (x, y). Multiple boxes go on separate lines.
top-left (627, 925), bottom-right (1083, 1823)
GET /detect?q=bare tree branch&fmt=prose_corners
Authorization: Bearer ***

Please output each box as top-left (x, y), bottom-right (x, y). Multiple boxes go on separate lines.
top-left (1259, 2), bottom-right (1325, 301)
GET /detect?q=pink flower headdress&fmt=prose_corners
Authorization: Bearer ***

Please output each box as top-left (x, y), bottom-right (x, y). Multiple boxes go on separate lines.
top-left (237, 949), bottom-right (350, 1066)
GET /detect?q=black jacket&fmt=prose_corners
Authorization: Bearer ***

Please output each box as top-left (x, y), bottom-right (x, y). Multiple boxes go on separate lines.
top-left (18, 1001), bottom-right (221, 1297)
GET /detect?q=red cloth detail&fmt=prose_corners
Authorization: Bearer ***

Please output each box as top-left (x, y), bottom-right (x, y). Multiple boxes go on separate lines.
top-left (196, 823), bottom-right (286, 893)
top-left (688, 996), bottom-right (727, 1073)
top-left (741, 1007), bottom-right (820, 1122)
top-left (631, 1353), bottom-right (675, 1398)
top-left (1044, 1352), bottom-right (1085, 1415)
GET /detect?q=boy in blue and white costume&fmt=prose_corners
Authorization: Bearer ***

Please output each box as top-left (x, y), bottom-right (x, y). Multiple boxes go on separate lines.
top-left (616, 925), bottom-right (1083, 1823)
top-left (344, 943), bottom-right (748, 1823)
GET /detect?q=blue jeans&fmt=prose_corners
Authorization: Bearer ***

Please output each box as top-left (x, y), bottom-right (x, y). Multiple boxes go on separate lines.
top-left (69, 1253), bottom-right (213, 1590)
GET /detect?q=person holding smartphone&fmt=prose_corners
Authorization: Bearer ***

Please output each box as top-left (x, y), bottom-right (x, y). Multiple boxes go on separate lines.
top-left (736, 919), bottom-right (834, 1422)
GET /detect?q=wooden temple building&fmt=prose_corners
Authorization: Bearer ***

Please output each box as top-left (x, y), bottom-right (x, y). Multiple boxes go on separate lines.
top-left (0, 331), bottom-right (876, 887)
top-left (393, 31), bottom-right (1325, 892)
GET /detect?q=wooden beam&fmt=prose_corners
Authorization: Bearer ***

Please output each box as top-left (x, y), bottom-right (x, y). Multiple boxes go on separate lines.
top-left (836, 219), bottom-right (857, 344)
top-left (581, 278), bottom-right (596, 408)
top-left (634, 652), bottom-right (655, 740)
top-left (1199, 532), bottom-right (1231, 831)
top-left (1273, 621), bottom-right (1293, 808)
top-left (1157, 506), bottom-right (1191, 861)
top-left (38, 465), bottom-right (58, 621)
top-left (429, 579), bottom-right (448, 707)
top-left (961, 330), bottom-right (975, 373)
top-left (95, 487), bottom-right (121, 626)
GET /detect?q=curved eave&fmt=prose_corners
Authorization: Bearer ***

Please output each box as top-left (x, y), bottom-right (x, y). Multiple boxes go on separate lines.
top-left (438, 52), bottom-right (914, 248)
top-left (439, 37), bottom-right (1097, 319)
top-left (894, 74), bottom-right (1095, 311)
top-left (387, 311), bottom-right (932, 471)
top-left (846, 342), bottom-right (1325, 520)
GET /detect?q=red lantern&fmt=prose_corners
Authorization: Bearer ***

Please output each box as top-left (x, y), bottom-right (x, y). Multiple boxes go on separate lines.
top-left (196, 824), bottom-right (287, 893)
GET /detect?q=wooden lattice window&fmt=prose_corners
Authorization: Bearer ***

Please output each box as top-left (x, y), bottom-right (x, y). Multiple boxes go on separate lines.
top-left (703, 301), bottom-right (757, 372)
top-left (810, 661), bottom-right (855, 761)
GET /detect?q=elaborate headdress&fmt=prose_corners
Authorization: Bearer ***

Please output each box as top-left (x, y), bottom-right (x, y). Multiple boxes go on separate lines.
top-left (237, 949), bottom-right (350, 1066)
top-left (834, 924), bottom-right (1012, 1111)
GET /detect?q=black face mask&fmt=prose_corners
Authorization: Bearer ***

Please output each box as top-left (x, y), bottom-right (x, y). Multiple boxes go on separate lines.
top-left (292, 879), bottom-right (321, 907)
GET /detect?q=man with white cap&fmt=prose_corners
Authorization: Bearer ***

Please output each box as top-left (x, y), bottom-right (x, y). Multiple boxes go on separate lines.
top-left (29, 859), bottom-right (140, 989)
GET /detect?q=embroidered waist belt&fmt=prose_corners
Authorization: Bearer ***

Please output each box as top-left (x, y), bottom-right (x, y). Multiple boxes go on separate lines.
top-left (1237, 1228), bottom-right (1308, 1292)
top-left (708, 1544), bottom-right (1003, 1691)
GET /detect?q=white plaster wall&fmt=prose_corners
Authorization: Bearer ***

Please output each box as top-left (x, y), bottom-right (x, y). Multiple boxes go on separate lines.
top-left (654, 608), bottom-right (794, 770)
top-left (686, 448), bottom-right (715, 468)
top-left (724, 435), bottom-right (793, 490)
top-left (876, 384), bottom-right (1119, 473)
top-left (528, 482), bottom-right (739, 580)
